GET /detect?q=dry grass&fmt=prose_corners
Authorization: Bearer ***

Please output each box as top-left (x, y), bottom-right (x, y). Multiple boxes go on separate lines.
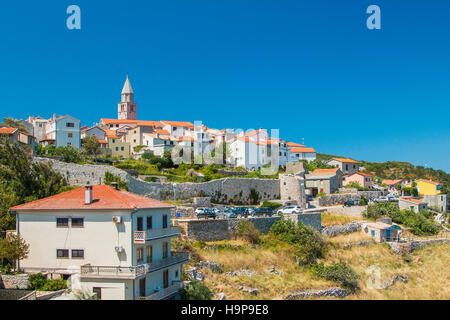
top-left (321, 211), bottom-right (363, 227)
top-left (183, 212), bottom-right (450, 300)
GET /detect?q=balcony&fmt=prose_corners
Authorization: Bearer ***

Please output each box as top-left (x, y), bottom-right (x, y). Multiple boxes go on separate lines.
top-left (144, 251), bottom-right (189, 274)
top-left (133, 227), bottom-right (180, 244)
top-left (136, 281), bottom-right (184, 300)
top-left (80, 252), bottom-right (189, 280)
top-left (80, 265), bottom-right (145, 280)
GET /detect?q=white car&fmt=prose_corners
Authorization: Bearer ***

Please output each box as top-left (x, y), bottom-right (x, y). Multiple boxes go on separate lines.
top-left (194, 208), bottom-right (208, 215)
top-left (277, 206), bottom-right (303, 215)
top-left (375, 197), bottom-right (389, 203)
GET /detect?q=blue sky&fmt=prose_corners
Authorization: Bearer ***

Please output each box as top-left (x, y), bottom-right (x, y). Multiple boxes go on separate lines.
top-left (0, 1), bottom-right (449, 172)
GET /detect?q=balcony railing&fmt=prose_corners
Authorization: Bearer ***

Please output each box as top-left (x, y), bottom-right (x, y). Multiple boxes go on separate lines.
top-left (134, 227), bottom-right (180, 244)
top-left (136, 281), bottom-right (184, 300)
top-left (80, 252), bottom-right (189, 279)
top-left (80, 264), bottom-right (145, 279)
top-left (144, 251), bottom-right (189, 274)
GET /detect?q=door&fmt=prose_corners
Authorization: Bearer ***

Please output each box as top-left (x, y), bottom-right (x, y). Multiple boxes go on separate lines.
top-left (139, 278), bottom-right (146, 297)
top-left (385, 229), bottom-right (391, 242)
top-left (93, 287), bottom-right (102, 300)
top-left (163, 270), bottom-right (169, 289)
top-left (137, 217), bottom-right (143, 231)
top-left (162, 215), bottom-right (168, 229)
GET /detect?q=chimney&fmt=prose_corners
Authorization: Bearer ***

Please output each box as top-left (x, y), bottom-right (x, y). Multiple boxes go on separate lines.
top-left (85, 185), bottom-right (93, 204)
top-left (111, 182), bottom-right (119, 190)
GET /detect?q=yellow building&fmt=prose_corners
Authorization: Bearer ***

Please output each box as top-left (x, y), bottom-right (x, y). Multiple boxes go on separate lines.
top-left (105, 130), bottom-right (131, 159)
top-left (415, 179), bottom-right (442, 196)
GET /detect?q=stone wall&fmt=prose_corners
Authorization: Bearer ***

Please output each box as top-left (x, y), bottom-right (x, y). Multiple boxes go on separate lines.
top-left (34, 158), bottom-right (280, 204)
top-left (0, 274), bottom-right (29, 290)
top-left (0, 289), bottom-right (35, 300)
top-left (318, 191), bottom-right (385, 206)
top-left (176, 214), bottom-right (322, 241)
top-left (193, 197), bottom-right (211, 208)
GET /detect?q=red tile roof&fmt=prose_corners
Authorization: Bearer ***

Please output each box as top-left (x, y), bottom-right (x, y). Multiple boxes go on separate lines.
top-left (179, 136), bottom-right (194, 141)
top-left (161, 121), bottom-right (194, 128)
top-left (10, 185), bottom-right (173, 211)
top-left (0, 127), bottom-right (18, 135)
top-left (332, 157), bottom-right (359, 164)
top-left (101, 119), bottom-right (163, 128)
top-left (312, 168), bottom-right (339, 174)
top-left (286, 142), bottom-right (305, 147)
top-left (400, 197), bottom-right (425, 204)
top-left (383, 179), bottom-right (403, 185)
top-left (290, 147), bottom-right (316, 153)
top-left (350, 172), bottom-right (373, 177)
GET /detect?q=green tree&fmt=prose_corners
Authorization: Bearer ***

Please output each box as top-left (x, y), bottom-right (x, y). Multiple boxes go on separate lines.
top-left (0, 234), bottom-right (30, 272)
top-left (82, 135), bottom-right (101, 157)
top-left (0, 138), bottom-right (67, 231)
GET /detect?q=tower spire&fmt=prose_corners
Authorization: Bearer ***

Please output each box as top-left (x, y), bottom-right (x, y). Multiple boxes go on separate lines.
top-left (122, 74), bottom-right (134, 94)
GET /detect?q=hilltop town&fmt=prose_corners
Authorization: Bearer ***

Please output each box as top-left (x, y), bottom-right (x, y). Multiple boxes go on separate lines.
top-left (0, 76), bottom-right (449, 301)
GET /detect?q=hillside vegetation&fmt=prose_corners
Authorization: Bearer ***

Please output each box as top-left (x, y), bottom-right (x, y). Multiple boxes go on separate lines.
top-left (176, 219), bottom-right (450, 300)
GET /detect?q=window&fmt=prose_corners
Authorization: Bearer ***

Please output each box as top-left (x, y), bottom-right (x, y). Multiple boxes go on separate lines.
top-left (371, 230), bottom-right (375, 236)
top-left (175, 269), bottom-right (179, 278)
top-left (68, 133), bottom-right (73, 138)
top-left (146, 246), bottom-right (153, 263)
top-left (71, 218), bottom-right (84, 228)
top-left (162, 242), bottom-right (168, 259)
top-left (121, 147), bottom-right (124, 151)
top-left (146, 216), bottom-right (153, 230)
top-left (66, 123), bottom-right (75, 128)
top-left (115, 147), bottom-right (119, 151)
top-left (67, 142), bottom-right (72, 147)
top-left (57, 249), bottom-right (69, 258)
top-left (137, 247), bottom-right (144, 262)
top-left (72, 249), bottom-right (84, 259)
top-left (112, 139), bottom-right (116, 143)
top-left (162, 215), bottom-right (168, 229)
top-left (57, 218), bottom-right (69, 227)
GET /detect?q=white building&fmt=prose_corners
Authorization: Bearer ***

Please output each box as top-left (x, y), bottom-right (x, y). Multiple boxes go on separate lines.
top-left (161, 121), bottom-right (194, 139)
top-left (288, 146), bottom-right (317, 162)
top-left (10, 185), bottom-right (189, 300)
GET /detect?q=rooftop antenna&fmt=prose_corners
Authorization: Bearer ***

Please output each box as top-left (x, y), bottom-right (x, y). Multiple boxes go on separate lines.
top-left (302, 138), bottom-right (305, 145)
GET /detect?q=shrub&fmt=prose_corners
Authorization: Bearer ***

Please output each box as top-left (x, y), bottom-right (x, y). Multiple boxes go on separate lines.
top-left (249, 189), bottom-right (260, 205)
top-left (181, 280), bottom-right (213, 300)
top-left (28, 273), bottom-right (67, 291)
top-left (104, 172), bottom-right (128, 190)
top-left (311, 261), bottom-right (359, 292)
top-left (269, 218), bottom-right (327, 265)
top-left (236, 220), bottom-right (260, 244)
top-left (261, 201), bottom-right (282, 210)
top-left (359, 196), bottom-right (368, 206)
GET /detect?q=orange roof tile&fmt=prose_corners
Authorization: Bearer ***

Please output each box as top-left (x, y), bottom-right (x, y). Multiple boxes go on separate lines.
top-left (179, 136), bottom-right (194, 141)
top-left (10, 185), bottom-right (173, 211)
top-left (286, 142), bottom-right (305, 147)
top-left (0, 127), bottom-right (18, 135)
top-left (400, 197), bottom-right (425, 204)
top-left (101, 119), bottom-right (163, 127)
top-left (312, 168), bottom-right (339, 174)
top-left (383, 179), bottom-right (403, 185)
top-left (105, 130), bottom-right (119, 139)
top-left (98, 139), bottom-right (107, 144)
top-left (161, 121), bottom-right (194, 128)
top-left (348, 172), bottom-right (373, 177)
top-left (290, 147), bottom-right (316, 153)
top-left (332, 157), bottom-right (359, 164)
top-left (154, 129), bottom-right (169, 135)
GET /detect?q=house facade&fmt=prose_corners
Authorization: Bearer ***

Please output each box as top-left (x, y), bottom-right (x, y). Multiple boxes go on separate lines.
top-left (398, 197), bottom-right (428, 213)
top-left (305, 168), bottom-right (343, 196)
top-left (415, 179), bottom-right (442, 196)
top-left (10, 185), bottom-right (189, 300)
top-left (343, 172), bottom-right (373, 188)
top-left (44, 115), bottom-right (81, 148)
top-left (327, 158), bottom-right (359, 175)
top-left (288, 147), bottom-right (317, 163)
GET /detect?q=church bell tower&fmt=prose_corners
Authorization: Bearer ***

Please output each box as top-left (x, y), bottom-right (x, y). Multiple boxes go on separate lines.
top-left (118, 75), bottom-right (137, 120)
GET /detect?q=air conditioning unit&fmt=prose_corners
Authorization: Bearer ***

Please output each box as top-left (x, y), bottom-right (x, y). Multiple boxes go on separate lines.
top-left (115, 246), bottom-right (124, 253)
top-left (112, 216), bottom-right (122, 224)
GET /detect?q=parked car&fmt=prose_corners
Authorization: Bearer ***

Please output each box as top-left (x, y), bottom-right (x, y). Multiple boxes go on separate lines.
top-left (197, 208), bottom-right (216, 219)
top-left (194, 207), bottom-right (208, 215)
top-left (344, 200), bottom-right (355, 207)
top-left (244, 208), bottom-right (256, 216)
top-left (232, 207), bottom-right (249, 218)
top-left (223, 210), bottom-right (237, 219)
top-left (388, 196), bottom-right (399, 202)
top-left (277, 206), bottom-right (303, 215)
top-left (375, 196), bottom-right (389, 203)
top-left (254, 207), bottom-right (273, 217)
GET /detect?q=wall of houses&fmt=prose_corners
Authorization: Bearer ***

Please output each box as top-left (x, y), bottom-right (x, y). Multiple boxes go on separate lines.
top-left (422, 194), bottom-right (448, 213)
